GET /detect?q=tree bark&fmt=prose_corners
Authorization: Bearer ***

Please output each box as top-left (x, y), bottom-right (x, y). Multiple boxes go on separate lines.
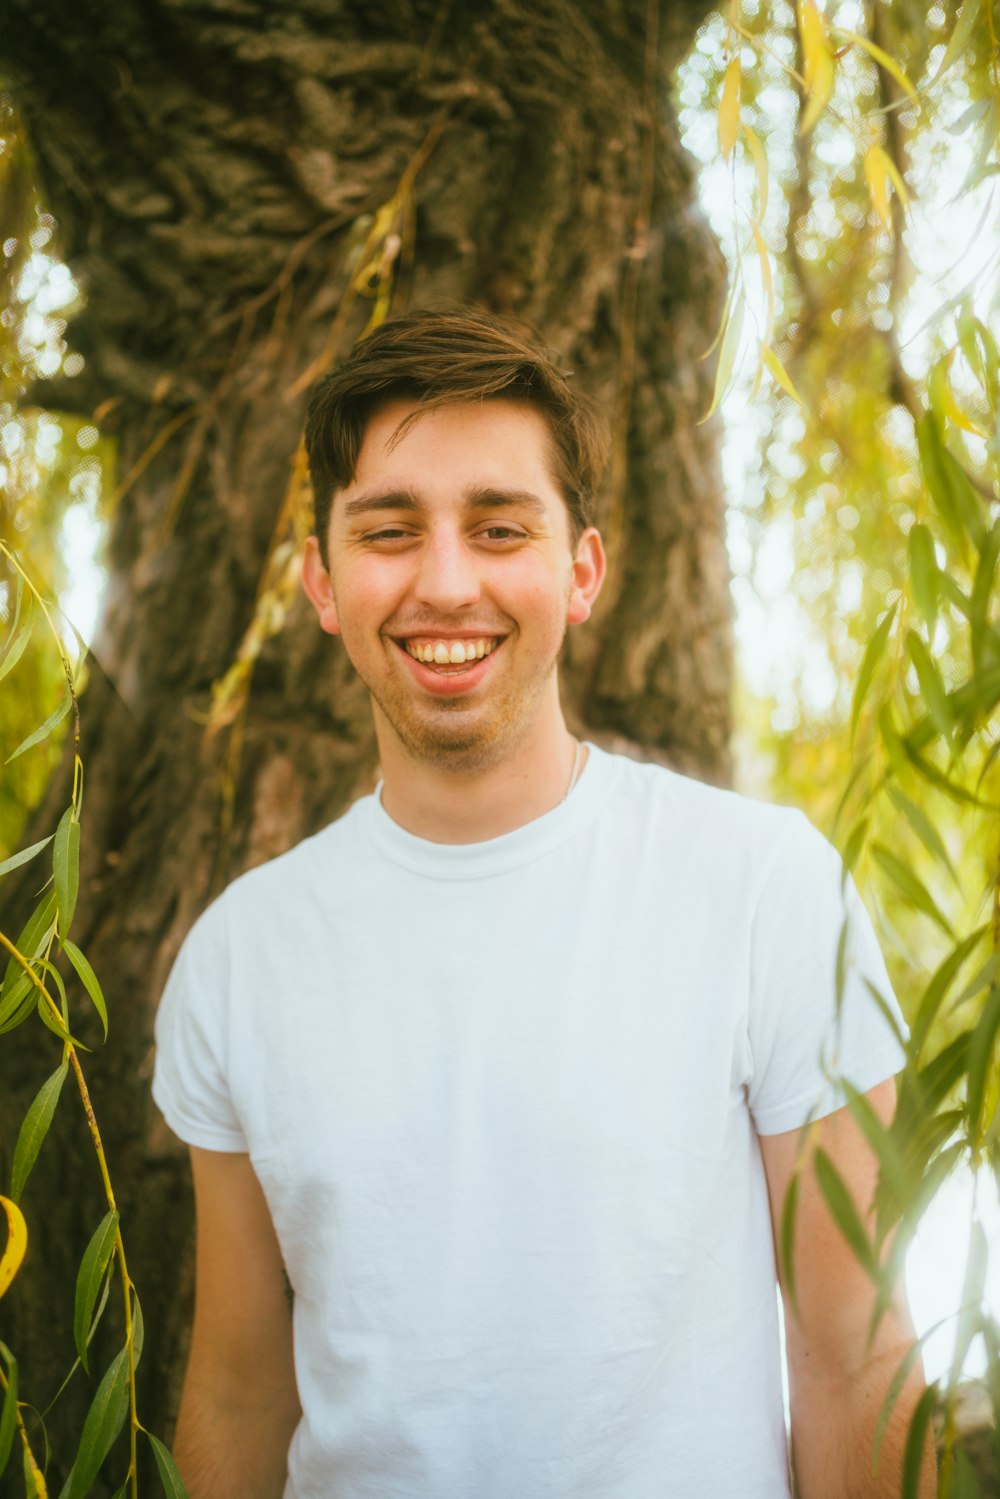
top-left (0, 1), bottom-right (729, 1490)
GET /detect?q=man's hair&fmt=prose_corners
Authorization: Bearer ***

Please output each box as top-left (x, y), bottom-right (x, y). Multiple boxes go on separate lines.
top-left (304, 306), bottom-right (609, 559)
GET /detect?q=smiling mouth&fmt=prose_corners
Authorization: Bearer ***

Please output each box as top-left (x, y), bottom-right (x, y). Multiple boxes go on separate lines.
top-left (398, 637), bottom-right (501, 668)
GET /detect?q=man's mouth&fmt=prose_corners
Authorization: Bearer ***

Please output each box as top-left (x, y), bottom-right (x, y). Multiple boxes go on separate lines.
top-left (398, 637), bottom-right (501, 670)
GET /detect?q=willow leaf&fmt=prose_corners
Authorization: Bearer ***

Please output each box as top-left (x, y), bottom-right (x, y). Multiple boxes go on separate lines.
top-left (62, 940), bottom-right (108, 1040)
top-left (12, 1062), bottom-right (69, 1203)
top-left (53, 808), bottom-right (81, 938)
top-left (910, 926), bottom-right (987, 1058)
top-left (886, 784), bottom-right (958, 886)
top-left (906, 630), bottom-right (952, 740)
top-left (814, 1147), bottom-right (878, 1277)
top-left (63, 1346), bottom-right (130, 1499)
top-left (146, 1432), bottom-right (189, 1499)
top-left (967, 984), bottom-right (1000, 1146)
top-left (74, 1212), bottom-right (120, 1373)
top-left (907, 523), bottom-right (938, 634)
top-left (851, 604), bottom-right (897, 741)
top-left (0, 1344), bottom-right (17, 1477)
top-left (0, 835), bottom-right (54, 881)
top-left (930, 0), bottom-right (982, 86)
top-left (871, 843), bottom-right (954, 937)
top-left (5, 692), bottom-right (72, 764)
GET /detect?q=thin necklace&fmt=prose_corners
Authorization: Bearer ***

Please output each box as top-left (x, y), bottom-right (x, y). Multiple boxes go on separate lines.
top-left (561, 736), bottom-right (582, 804)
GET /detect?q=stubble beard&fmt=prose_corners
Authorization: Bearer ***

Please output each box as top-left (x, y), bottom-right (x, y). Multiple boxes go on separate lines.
top-left (366, 627), bottom-right (567, 774)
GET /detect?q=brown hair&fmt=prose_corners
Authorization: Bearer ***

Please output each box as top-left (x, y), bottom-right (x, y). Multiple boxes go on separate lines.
top-left (304, 305), bottom-right (609, 561)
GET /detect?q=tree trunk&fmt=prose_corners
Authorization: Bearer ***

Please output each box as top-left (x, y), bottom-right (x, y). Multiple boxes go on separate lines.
top-left (0, 1), bottom-right (729, 1489)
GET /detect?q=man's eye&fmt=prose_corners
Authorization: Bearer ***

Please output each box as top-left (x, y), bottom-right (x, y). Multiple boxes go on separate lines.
top-left (362, 528), bottom-right (410, 542)
top-left (478, 526), bottom-right (523, 542)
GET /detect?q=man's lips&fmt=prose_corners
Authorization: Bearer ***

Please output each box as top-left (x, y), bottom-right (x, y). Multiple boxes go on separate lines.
top-left (389, 635), bottom-right (506, 695)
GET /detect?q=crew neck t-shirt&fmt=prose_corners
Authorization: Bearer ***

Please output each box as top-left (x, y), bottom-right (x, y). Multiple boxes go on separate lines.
top-left (152, 744), bottom-right (907, 1499)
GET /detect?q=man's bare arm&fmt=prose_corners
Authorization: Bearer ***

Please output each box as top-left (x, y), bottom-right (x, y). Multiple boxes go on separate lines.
top-left (173, 1147), bottom-right (301, 1499)
top-left (760, 1079), bottom-right (936, 1499)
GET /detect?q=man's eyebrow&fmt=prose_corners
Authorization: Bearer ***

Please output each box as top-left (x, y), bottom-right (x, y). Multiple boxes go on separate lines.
top-left (341, 490), bottom-right (421, 520)
top-left (341, 487), bottom-right (549, 520)
top-left (465, 486), bottom-right (548, 514)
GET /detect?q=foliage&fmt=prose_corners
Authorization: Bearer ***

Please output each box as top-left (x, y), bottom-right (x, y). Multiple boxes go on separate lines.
top-left (683, 0), bottom-right (1000, 1490)
top-left (0, 556), bottom-right (186, 1496)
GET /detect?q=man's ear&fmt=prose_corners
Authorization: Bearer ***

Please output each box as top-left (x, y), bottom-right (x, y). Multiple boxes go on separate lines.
top-left (567, 527), bottom-right (607, 625)
top-left (302, 536), bottom-right (341, 636)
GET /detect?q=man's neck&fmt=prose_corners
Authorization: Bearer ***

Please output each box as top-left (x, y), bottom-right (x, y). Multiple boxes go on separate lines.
top-left (374, 711), bottom-right (585, 845)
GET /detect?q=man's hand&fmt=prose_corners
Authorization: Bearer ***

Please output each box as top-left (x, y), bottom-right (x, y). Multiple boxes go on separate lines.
top-left (172, 1147), bottom-right (301, 1499)
top-left (760, 1079), bottom-right (937, 1499)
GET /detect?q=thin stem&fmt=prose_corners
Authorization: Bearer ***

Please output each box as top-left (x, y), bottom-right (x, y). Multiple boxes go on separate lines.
top-left (0, 930), bottom-right (139, 1494)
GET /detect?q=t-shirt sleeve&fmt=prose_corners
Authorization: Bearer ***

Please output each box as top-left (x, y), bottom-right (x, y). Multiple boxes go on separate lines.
top-left (151, 899), bottom-right (248, 1152)
top-left (746, 810), bottom-right (909, 1137)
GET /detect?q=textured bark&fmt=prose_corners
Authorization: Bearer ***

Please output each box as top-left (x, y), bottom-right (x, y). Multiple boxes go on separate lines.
top-left (0, 0), bottom-right (729, 1489)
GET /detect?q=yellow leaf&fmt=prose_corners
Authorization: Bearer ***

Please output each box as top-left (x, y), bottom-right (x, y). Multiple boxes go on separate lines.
top-left (741, 123), bottom-right (769, 222)
top-left (719, 56), bottom-right (742, 161)
top-left (763, 347), bottom-right (806, 406)
top-left (864, 145), bottom-right (893, 231)
top-left (750, 221), bottom-right (774, 345)
top-left (931, 351), bottom-right (988, 436)
top-left (701, 290), bottom-right (746, 422)
top-left (0, 1195), bottom-right (27, 1299)
top-left (837, 28), bottom-right (918, 99)
top-left (798, 0), bottom-right (836, 133)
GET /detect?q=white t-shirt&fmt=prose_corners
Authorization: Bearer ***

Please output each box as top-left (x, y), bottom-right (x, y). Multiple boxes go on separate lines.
top-left (153, 744), bottom-right (906, 1499)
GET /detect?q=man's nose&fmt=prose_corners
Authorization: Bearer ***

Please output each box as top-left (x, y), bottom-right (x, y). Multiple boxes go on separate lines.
top-left (412, 530), bottom-right (482, 611)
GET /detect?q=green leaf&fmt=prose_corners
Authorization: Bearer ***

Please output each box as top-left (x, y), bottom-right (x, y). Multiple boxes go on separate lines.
top-left (779, 1168), bottom-right (800, 1312)
top-left (53, 808), bottom-right (81, 939)
top-left (872, 1321), bottom-right (948, 1467)
top-left (132, 1288), bottom-right (144, 1370)
top-left (61, 940), bottom-right (108, 1040)
top-left (900, 1382), bottom-right (938, 1499)
top-left (74, 1211), bottom-right (120, 1373)
top-left (863, 978), bottom-right (908, 1054)
top-left (11, 1062), bottom-right (69, 1203)
top-left (948, 1221), bottom-right (988, 1389)
top-left (950, 948), bottom-right (1000, 1013)
top-left (62, 1345), bottom-right (129, 1499)
top-left (0, 835), bottom-right (54, 881)
top-left (918, 412), bottom-right (964, 552)
top-left (886, 783), bottom-right (959, 887)
top-left (871, 842), bottom-right (955, 937)
top-left (0, 1343), bottom-right (17, 1477)
top-left (851, 604), bottom-right (898, 742)
top-left (878, 704), bottom-right (909, 778)
top-left (905, 629), bottom-right (953, 740)
top-left (146, 1431), bottom-right (189, 1499)
top-left (813, 1147), bottom-right (879, 1279)
top-left (910, 926), bottom-right (988, 1058)
top-left (967, 983), bottom-right (1000, 1147)
top-left (839, 817), bottom-right (869, 877)
top-left (907, 523), bottom-right (938, 635)
top-left (902, 741), bottom-right (988, 809)
top-left (5, 691), bottom-right (72, 764)
top-left (840, 1080), bottom-right (910, 1220)
top-left (0, 890), bottom-right (57, 1020)
top-left (971, 520), bottom-right (1000, 666)
top-left (0, 589), bottom-right (34, 685)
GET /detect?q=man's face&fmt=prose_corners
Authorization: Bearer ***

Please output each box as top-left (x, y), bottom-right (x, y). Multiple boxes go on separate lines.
top-left (302, 398), bottom-right (605, 770)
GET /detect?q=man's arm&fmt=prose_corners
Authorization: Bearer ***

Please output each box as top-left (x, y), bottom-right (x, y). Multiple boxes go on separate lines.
top-left (173, 1146), bottom-right (301, 1499)
top-left (760, 1078), bottom-right (936, 1499)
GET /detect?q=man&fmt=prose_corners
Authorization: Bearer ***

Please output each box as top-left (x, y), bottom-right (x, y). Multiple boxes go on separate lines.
top-left (152, 307), bottom-right (934, 1498)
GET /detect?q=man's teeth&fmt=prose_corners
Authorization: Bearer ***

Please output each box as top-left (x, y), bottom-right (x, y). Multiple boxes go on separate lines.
top-left (404, 638), bottom-right (498, 664)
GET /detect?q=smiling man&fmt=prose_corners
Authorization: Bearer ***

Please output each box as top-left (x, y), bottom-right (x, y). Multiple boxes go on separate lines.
top-left (152, 307), bottom-right (934, 1499)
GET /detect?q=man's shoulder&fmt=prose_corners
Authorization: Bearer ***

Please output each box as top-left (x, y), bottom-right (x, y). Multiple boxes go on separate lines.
top-left (207, 790), bottom-right (373, 921)
top-left (600, 744), bottom-right (808, 851)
